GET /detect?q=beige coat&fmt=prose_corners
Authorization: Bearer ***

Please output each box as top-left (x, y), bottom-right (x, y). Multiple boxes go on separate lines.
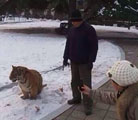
top-left (90, 83), bottom-right (138, 120)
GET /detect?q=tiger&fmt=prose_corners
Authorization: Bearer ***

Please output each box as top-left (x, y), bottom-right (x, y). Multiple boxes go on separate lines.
top-left (9, 65), bottom-right (46, 100)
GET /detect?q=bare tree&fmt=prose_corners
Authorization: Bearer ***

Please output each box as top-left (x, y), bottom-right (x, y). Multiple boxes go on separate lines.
top-left (68, 0), bottom-right (76, 18)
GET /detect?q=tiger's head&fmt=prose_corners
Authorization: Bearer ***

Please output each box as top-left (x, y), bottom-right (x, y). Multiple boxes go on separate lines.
top-left (9, 66), bottom-right (28, 82)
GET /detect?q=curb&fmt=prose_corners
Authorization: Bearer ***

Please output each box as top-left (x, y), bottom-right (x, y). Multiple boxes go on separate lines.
top-left (118, 44), bottom-right (126, 60)
top-left (40, 104), bottom-right (72, 120)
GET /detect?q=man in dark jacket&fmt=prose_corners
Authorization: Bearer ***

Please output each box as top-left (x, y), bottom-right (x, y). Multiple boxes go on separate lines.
top-left (63, 9), bottom-right (98, 115)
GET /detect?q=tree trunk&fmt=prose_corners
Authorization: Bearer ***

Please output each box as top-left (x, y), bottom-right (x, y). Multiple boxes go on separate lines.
top-left (68, 0), bottom-right (76, 28)
top-left (69, 0), bottom-right (76, 17)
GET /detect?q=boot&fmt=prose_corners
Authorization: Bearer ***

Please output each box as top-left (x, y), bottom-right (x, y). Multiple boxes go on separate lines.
top-left (84, 106), bottom-right (92, 115)
top-left (83, 94), bottom-right (93, 115)
top-left (67, 99), bottom-right (81, 105)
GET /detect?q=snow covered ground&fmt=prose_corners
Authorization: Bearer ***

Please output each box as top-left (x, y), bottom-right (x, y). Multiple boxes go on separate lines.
top-left (0, 20), bottom-right (125, 120)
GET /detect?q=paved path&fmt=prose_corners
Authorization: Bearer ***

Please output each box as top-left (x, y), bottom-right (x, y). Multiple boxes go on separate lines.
top-left (52, 39), bottom-right (138, 120)
top-left (97, 30), bottom-right (138, 39)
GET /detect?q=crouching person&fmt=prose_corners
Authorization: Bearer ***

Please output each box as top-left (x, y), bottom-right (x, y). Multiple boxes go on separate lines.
top-left (81, 60), bottom-right (138, 120)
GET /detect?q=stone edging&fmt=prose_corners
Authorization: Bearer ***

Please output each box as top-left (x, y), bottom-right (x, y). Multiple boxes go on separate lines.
top-left (40, 104), bottom-right (72, 120)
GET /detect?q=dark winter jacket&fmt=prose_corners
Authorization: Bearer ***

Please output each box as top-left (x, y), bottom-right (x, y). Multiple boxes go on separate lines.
top-left (63, 22), bottom-right (98, 64)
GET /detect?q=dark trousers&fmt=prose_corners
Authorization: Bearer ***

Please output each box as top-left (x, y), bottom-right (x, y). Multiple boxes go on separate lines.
top-left (71, 62), bottom-right (92, 107)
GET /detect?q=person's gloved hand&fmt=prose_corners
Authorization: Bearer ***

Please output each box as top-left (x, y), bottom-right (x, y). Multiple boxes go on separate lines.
top-left (63, 59), bottom-right (69, 67)
top-left (88, 62), bottom-right (93, 70)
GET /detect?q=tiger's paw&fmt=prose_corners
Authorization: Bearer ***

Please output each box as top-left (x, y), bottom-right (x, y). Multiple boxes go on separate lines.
top-left (21, 96), bottom-right (29, 100)
top-left (30, 96), bottom-right (37, 100)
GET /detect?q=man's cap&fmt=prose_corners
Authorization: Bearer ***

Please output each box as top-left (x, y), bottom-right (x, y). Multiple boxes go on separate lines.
top-left (70, 9), bottom-right (82, 22)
